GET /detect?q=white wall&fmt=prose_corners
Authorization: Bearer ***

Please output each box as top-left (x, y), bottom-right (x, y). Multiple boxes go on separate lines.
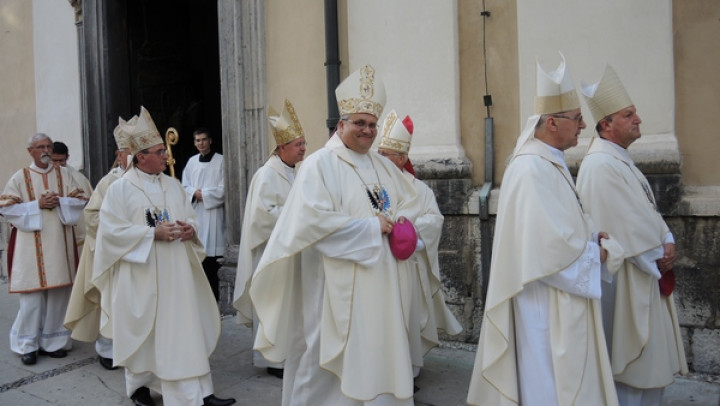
top-left (347, 0), bottom-right (465, 160)
top-left (33, 0), bottom-right (83, 169)
top-left (517, 0), bottom-right (674, 141)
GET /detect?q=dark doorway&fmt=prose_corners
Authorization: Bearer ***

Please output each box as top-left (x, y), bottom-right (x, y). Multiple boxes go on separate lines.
top-left (124, 0), bottom-right (221, 179)
top-left (81, 1), bottom-right (221, 184)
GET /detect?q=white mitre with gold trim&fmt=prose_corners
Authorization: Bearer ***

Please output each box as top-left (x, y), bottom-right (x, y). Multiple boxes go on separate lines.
top-left (535, 52), bottom-right (580, 115)
top-left (513, 53), bottom-right (580, 158)
top-left (580, 65), bottom-right (634, 122)
top-left (268, 98), bottom-right (305, 146)
top-left (378, 110), bottom-right (413, 154)
top-left (335, 64), bottom-right (386, 118)
top-left (128, 106), bottom-right (163, 155)
top-left (113, 115), bottom-right (137, 150)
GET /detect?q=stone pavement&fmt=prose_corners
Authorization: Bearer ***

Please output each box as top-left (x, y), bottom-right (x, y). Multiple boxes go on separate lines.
top-left (0, 278), bottom-right (718, 405)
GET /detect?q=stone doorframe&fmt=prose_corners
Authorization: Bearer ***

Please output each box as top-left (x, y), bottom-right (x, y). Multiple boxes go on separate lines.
top-left (72, 0), bottom-right (267, 311)
top-left (72, 0), bottom-right (267, 245)
top-left (216, 0), bottom-right (269, 312)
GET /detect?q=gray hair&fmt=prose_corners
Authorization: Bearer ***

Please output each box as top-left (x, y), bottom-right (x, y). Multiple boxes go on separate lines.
top-left (27, 133), bottom-right (51, 148)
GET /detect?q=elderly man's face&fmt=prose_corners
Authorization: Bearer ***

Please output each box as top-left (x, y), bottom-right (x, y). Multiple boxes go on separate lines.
top-left (378, 148), bottom-right (408, 171)
top-left (338, 113), bottom-right (379, 154)
top-left (550, 108), bottom-right (586, 151)
top-left (28, 138), bottom-right (53, 168)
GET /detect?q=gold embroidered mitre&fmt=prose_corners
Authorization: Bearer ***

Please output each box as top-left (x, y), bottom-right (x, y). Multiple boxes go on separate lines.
top-left (128, 106), bottom-right (163, 154)
top-left (535, 52), bottom-right (580, 115)
top-left (268, 99), bottom-right (305, 146)
top-left (580, 65), bottom-right (634, 122)
top-left (113, 115), bottom-right (137, 150)
top-left (378, 110), bottom-right (413, 154)
top-left (335, 64), bottom-right (386, 118)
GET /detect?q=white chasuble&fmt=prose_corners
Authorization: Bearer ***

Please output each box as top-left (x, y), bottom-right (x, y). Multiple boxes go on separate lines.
top-left (577, 138), bottom-right (687, 389)
top-left (233, 154), bottom-right (297, 323)
top-left (250, 134), bottom-right (422, 403)
top-left (64, 167), bottom-right (124, 341)
top-left (400, 171), bottom-right (462, 371)
top-left (92, 167), bottom-right (220, 380)
top-left (467, 139), bottom-right (617, 406)
top-left (0, 164), bottom-right (85, 293)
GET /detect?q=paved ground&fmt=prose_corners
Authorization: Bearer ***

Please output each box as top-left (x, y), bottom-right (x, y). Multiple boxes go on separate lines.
top-left (0, 278), bottom-right (718, 405)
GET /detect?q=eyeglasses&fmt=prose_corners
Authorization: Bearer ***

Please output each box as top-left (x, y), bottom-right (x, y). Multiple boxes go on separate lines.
top-left (143, 148), bottom-right (168, 156)
top-left (343, 119), bottom-right (378, 131)
top-left (378, 151), bottom-right (404, 158)
top-left (288, 140), bottom-right (307, 148)
top-left (552, 113), bottom-right (584, 124)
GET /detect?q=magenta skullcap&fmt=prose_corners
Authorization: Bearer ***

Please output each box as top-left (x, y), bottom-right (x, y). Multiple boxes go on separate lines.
top-left (389, 220), bottom-right (417, 260)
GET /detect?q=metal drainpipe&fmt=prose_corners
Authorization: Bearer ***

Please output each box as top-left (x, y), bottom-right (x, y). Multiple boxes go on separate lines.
top-left (478, 4), bottom-right (494, 305)
top-left (479, 115), bottom-right (494, 302)
top-left (324, 0), bottom-right (341, 135)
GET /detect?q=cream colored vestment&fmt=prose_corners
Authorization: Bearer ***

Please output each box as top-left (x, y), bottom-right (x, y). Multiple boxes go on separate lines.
top-left (233, 154), bottom-right (297, 322)
top-left (576, 138), bottom-right (687, 390)
top-left (92, 167), bottom-right (220, 380)
top-left (0, 164), bottom-right (84, 293)
top-left (64, 166), bottom-right (123, 341)
top-left (467, 138), bottom-right (618, 406)
top-left (401, 171), bottom-right (462, 371)
top-left (250, 134), bottom-right (422, 404)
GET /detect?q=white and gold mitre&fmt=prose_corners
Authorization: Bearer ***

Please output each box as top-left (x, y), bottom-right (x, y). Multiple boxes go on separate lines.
top-left (378, 110), bottom-right (413, 154)
top-left (535, 52), bottom-right (580, 115)
top-left (335, 64), bottom-right (386, 118)
top-left (128, 106), bottom-right (163, 154)
top-left (268, 99), bottom-right (305, 146)
top-left (113, 115), bottom-right (137, 150)
top-left (580, 65), bottom-right (634, 122)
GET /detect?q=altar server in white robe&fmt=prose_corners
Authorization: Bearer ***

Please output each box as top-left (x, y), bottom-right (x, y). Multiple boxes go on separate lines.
top-left (467, 54), bottom-right (621, 406)
top-left (233, 98), bottom-right (306, 377)
top-left (92, 106), bottom-right (235, 406)
top-left (376, 111), bottom-right (463, 378)
top-left (182, 128), bottom-right (225, 300)
top-left (250, 64), bottom-right (423, 405)
top-left (576, 65), bottom-right (688, 406)
top-left (64, 116), bottom-right (135, 370)
top-left (1, 133), bottom-right (86, 366)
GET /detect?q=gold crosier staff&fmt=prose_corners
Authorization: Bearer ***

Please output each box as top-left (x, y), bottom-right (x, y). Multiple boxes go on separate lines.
top-left (165, 127), bottom-right (179, 178)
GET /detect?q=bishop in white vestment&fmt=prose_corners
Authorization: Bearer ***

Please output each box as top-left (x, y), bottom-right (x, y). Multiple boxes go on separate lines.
top-left (376, 111), bottom-right (462, 377)
top-left (233, 99), bottom-right (306, 375)
top-left (577, 65), bottom-right (687, 406)
top-left (467, 55), bottom-right (619, 406)
top-left (92, 107), bottom-right (234, 406)
top-left (65, 116), bottom-right (135, 367)
top-left (250, 65), bottom-right (422, 406)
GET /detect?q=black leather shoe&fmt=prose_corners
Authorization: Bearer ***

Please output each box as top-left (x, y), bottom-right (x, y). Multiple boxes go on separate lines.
top-left (203, 394), bottom-right (236, 406)
top-left (266, 367), bottom-right (284, 379)
top-left (98, 356), bottom-right (117, 370)
top-left (130, 387), bottom-right (155, 406)
top-left (21, 352), bottom-right (37, 365)
top-left (38, 349), bottom-right (68, 358)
